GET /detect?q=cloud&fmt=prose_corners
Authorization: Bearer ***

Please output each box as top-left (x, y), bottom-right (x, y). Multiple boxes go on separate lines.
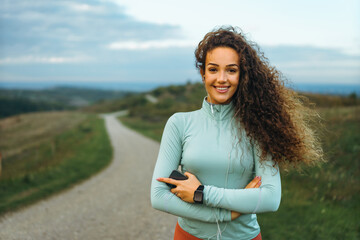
top-left (0, 0), bottom-right (182, 62)
top-left (0, 55), bottom-right (93, 64)
top-left (107, 39), bottom-right (196, 50)
top-left (66, 3), bottom-right (106, 13)
top-left (278, 60), bottom-right (360, 68)
top-left (262, 46), bottom-right (360, 82)
top-left (0, 1), bottom-right (359, 84)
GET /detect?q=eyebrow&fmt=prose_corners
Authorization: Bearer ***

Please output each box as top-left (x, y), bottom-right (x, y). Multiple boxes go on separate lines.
top-left (207, 63), bottom-right (239, 68)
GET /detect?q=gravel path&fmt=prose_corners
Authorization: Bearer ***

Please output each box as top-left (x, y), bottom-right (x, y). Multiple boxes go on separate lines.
top-left (0, 114), bottom-right (177, 240)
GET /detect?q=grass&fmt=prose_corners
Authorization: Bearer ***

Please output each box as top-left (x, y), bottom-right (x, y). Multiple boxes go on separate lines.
top-left (119, 105), bottom-right (360, 240)
top-left (0, 112), bottom-right (112, 215)
top-left (120, 116), bottom-right (165, 142)
top-left (0, 111), bottom-right (86, 159)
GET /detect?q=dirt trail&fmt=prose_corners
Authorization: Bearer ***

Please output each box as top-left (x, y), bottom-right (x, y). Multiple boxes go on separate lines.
top-left (0, 114), bottom-right (176, 240)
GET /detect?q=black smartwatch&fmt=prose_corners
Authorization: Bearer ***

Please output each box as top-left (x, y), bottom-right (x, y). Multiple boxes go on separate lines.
top-left (193, 185), bottom-right (204, 204)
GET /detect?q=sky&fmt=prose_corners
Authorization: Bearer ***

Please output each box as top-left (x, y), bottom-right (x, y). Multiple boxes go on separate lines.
top-left (0, 0), bottom-right (359, 88)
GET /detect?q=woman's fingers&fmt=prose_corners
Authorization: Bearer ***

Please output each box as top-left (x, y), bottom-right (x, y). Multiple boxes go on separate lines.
top-left (157, 177), bottom-right (179, 186)
top-left (254, 180), bottom-right (262, 188)
top-left (245, 176), bottom-right (261, 189)
top-left (157, 172), bottom-right (201, 203)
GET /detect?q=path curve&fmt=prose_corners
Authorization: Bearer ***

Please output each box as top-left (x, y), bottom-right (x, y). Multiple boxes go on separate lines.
top-left (0, 115), bottom-right (177, 240)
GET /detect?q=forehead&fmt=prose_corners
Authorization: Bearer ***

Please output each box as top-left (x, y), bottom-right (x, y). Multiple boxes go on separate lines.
top-left (206, 47), bottom-right (239, 64)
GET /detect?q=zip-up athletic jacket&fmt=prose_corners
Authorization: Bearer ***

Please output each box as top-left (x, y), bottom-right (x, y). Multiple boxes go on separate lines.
top-left (151, 98), bottom-right (281, 240)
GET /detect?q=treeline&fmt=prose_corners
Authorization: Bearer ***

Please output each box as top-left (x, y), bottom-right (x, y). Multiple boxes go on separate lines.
top-left (0, 87), bottom-right (132, 118)
top-left (300, 91), bottom-right (359, 108)
top-left (0, 87), bottom-right (130, 105)
top-left (0, 96), bottom-right (68, 119)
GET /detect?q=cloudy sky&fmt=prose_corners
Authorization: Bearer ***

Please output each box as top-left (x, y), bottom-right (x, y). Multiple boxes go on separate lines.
top-left (0, 0), bottom-right (359, 88)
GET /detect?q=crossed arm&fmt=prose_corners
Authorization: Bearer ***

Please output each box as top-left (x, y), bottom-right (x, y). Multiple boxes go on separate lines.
top-left (150, 115), bottom-right (281, 223)
top-left (156, 172), bottom-right (262, 220)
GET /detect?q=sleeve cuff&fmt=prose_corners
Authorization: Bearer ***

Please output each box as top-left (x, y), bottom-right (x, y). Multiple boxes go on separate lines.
top-left (203, 185), bottom-right (224, 208)
top-left (203, 185), bottom-right (210, 205)
top-left (204, 185), bottom-right (232, 222)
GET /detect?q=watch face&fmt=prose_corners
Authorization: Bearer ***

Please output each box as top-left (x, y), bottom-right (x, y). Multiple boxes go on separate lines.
top-left (194, 191), bottom-right (203, 202)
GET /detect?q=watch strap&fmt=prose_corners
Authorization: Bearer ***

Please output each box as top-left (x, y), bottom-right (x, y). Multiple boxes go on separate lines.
top-left (197, 185), bottom-right (204, 191)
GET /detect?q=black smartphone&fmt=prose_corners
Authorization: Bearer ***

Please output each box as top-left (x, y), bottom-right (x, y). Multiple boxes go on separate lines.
top-left (166, 170), bottom-right (188, 188)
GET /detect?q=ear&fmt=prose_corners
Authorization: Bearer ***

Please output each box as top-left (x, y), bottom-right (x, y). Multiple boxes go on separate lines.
top-left (200, 69), bottom-right (204, 81)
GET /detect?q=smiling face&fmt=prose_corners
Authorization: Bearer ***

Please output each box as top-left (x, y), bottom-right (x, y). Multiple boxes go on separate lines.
top-left (201, 47), bottom-right (240, 105)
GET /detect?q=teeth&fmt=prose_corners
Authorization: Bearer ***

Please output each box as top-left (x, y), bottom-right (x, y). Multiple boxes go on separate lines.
top-left (216, 87), bottom-right (228, 90)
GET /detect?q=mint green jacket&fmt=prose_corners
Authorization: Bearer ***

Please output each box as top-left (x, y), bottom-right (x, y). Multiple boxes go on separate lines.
top-left (151, 99), bottom-right (281, 240)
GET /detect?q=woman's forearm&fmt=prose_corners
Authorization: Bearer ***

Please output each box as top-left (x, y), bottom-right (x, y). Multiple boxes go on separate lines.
top-left (151, 178), bottom-right (232, 223)
top-left (203, 173), bottom-right (281, 214)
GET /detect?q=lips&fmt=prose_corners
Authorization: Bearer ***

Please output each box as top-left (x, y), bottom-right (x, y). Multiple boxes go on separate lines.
top-left (214, 86), bottom-right (230, 93)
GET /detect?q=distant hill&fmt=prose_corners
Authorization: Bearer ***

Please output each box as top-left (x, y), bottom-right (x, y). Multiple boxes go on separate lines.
top-left (1, 81), bottom-right (359, 95)
top-left (0, 87), bottom-right (132, 118)
top-left (86, 82), bottom-right (360, 116)
top-left (0, 96), bottom-right (68, 119)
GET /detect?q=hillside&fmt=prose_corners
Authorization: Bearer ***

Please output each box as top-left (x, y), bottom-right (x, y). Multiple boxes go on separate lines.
top-left (0, 87), bottom-right (132, 118)
top-left (0, 111), bottom-right (112, 214)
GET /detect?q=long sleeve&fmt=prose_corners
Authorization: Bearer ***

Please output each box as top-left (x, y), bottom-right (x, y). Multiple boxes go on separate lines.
top-left (203, 143), bottom-right (281, 214)
top-left (151, 114), bottom-right (232, 223)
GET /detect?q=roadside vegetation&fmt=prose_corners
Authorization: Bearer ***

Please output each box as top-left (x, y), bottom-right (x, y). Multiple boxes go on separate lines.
top-left (115, 82), bottom-right (359, 240)
top-left (0, 112), bottom-right (112, 215)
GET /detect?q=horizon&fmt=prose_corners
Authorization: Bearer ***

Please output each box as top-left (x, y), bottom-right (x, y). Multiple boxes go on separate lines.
top-left (0, 81), bottom-right (359, 96)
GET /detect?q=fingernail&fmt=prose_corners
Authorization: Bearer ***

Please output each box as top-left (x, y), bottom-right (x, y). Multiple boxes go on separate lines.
top-left (156, 178), bottom-right (161, 181)
top-left (255, 176), bottom-right (260, 179)
top-left (259, 181), bottom-right (262, 184)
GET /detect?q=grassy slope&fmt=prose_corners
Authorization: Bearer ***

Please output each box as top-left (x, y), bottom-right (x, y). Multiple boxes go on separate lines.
top-left (0, 112), bottom-right (112, 215)
top-left (116, 83), bottom-right (359, 240)
top-left (257, 106), bottom-right (360, 240)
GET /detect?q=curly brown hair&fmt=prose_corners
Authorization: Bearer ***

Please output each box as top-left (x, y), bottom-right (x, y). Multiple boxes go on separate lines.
top-left (195, 26), bottom-right (323, 168)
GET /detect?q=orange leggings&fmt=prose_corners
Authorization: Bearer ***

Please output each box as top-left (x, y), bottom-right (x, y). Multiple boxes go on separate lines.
top-left (174, 222), bottom-right (262, 240)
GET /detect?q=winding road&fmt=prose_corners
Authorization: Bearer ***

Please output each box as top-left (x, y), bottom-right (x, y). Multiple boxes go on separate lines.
top-left (0, 114), bottom-right (177, 240)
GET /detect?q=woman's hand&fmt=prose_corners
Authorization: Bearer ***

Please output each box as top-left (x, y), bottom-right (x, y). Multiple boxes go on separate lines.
top-left (231, 176), bottom-right (262, 220)
top-left (157, 172), bottom-right (201, 203)
top-left (157, 172), bottom-right (261, 212)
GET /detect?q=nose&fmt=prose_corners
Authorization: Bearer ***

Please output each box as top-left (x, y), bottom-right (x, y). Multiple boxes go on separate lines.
top-left (217, 70), bottom-right (227, 83)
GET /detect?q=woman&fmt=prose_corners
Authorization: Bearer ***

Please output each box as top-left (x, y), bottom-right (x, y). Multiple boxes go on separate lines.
top-left (151, 26), bottom-right (323, 240)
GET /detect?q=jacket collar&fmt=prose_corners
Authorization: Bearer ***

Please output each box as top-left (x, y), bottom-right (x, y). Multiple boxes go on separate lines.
top-left (201, 97), bottom-right (234, 121)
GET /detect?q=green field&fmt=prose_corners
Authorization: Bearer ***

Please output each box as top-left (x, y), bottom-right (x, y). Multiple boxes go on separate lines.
top-left (257, 106), bottom-right (360, 240)
top-left (0, 111), bottom-right (112, 215)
